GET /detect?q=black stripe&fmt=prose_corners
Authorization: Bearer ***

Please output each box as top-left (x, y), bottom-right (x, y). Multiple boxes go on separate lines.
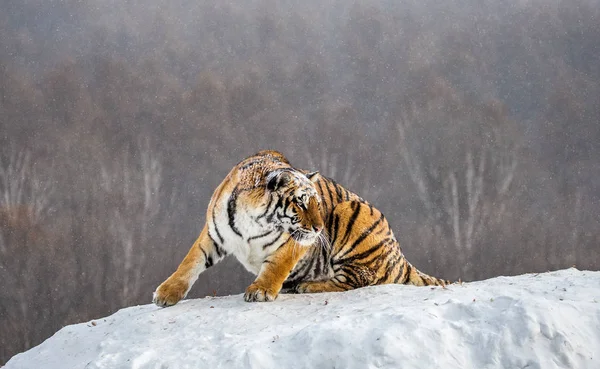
top-left (267, 196), bottom-right (284, 222)
top-left (403, 263), bottom-right (412, 284)
top-left (214, 243), bottom-right (227, 258)
top-left (339, 265), bottom-right (360, 286)
top-left (302, 251), bottom-right (318, 278)
top-left (282, 198), bottom-right (292, 215)
top-left (288, 259), bottom-right (310, 281)
top-left (204, 255), bottom-right (214, 269)
top-left (207, 231), bottom-right (226, 257)
top-left (332, 275), bottom-right (345, 284)
top-left (227, 186), bottom-right (242, 237)
top-left (207, 230), bottom-right (218, 246)
top-left (330, 214), bottom-right (341, 246)
top-left (340, 202), bottom-right (362, 245)
top-left (371, 247), bottom-right (393, 272)
top-left (211, 207), bottom-right (225, 245)
top-left (337, 213), bottom-right (385, 259)
top-left (200, 247), bottom-right (211, 269)
top-left (277, 235), bottom-right (293, 250)
top-left (330, 277), bottom-right (347, 289)
top-left (375, 254), bottom-right (401, 284)
top-left (282, 281), bottom-right (296, 289)
top-left (336, 239), bottom-right (387, 264)
top-left (262, 231), bottom-right (284, 250)
top-left (316, 180), bottom-right (328, 213)
top-left (248, 230), bottom-right (274, 241)
top-left (320, 243), bottom-right (331, 273)
top-left (334, 182), bottom-right (344, 202)
top-left (314, 248), bottom-right (323, 276)
top-left (289, 248), bottom-right (318, 281)
top-left (343, 187), bottom-right (350, 201)
top-left (326, 181), bottom-right (335, 208)
top-left (326, 210), bottom-right (334, 235)
top-left (287, 260), bottom-right (305, 281)
top-left (256, 195), bottom-right (273, 220)
top-left (393, 257), bottom-right (407, 283)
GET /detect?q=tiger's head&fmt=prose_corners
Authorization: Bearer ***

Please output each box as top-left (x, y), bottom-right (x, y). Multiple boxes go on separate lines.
top-left (265, 169), bottom-right (324, 246)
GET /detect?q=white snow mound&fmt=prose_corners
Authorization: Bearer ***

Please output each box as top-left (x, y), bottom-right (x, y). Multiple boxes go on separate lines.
top-left (6, 268), bottom-right (600, 369)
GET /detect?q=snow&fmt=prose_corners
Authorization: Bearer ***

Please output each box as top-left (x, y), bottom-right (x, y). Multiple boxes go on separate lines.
top-left (6, 268), bottom-right (600, 369)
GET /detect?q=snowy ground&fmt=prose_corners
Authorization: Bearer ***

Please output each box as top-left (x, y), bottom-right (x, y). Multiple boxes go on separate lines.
top-left (6, 268), bottom-right (600, 369)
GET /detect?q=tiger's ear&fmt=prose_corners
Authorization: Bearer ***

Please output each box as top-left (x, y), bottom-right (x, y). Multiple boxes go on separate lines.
top-left (306, 171), bottom-right (320, 183)
top-left (267, 170), bottom-right (292, 192)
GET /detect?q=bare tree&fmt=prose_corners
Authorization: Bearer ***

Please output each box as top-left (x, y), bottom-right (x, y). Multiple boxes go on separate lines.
top-left (0, 146), bottom-right (55, 351)
top-left (98, 137), bottom-right (173, 304)
top-left (396, 94), bottom-right (519, 277)
top-left (0, 147), bottom-right (53, 254)
top-left (304, 149), bottom-right (384, 202)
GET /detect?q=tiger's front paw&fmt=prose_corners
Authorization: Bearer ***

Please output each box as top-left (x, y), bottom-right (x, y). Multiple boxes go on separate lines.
top-left (153, 278), bottom-right (188, 307)
top-left (244, 283), bottom-right (278, 302)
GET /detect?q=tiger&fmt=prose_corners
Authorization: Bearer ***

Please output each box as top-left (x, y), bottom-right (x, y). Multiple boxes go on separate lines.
top-left (153, 150), bottom-right (449, 306)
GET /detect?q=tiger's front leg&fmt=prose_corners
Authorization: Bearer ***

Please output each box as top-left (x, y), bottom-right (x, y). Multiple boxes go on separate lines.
top-left (244, 238), bottom-right (308, 302)
top-left (153, 225), bottom-right (226, 307)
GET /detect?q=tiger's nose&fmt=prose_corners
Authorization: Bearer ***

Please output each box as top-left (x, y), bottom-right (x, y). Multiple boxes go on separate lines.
top-left (312, 225), bottom-right (323, 233)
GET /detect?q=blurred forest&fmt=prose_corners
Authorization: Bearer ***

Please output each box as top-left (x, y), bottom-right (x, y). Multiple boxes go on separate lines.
top-left (1, 0), bottom-right (599, 363)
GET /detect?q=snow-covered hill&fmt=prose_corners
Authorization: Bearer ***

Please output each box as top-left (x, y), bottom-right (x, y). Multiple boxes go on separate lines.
top-left (6, 269), bottom-right (600, 369)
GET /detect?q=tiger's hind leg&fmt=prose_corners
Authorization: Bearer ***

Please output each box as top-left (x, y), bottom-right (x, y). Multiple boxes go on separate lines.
top-left (293, 201), bottom-right (400, 294)
top-left (294, 279), bottom-right (348, 293)
top-left (293, 264), bottom-right (376, 293)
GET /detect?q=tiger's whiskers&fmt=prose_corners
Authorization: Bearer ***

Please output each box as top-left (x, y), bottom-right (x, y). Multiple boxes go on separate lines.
top-left (290, 229), bottom-right (301, 259)
top-left (317, 229), bottom-right (331, 252)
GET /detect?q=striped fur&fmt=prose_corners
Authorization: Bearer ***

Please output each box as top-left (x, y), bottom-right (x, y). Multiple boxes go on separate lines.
top-left (153, 150), bottom-right (449, 306)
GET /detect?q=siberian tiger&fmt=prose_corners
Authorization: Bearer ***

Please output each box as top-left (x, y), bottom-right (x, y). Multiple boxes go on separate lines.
top-left (153, 150), bottom-right (449, 305)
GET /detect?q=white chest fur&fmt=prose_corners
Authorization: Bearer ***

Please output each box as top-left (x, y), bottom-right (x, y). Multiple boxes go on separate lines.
top-left (209, 197), bottom-right (287, 275)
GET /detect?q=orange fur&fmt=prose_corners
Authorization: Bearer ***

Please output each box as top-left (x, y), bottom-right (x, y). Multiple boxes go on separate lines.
top-left (244, 238), bottom-right (308, 302)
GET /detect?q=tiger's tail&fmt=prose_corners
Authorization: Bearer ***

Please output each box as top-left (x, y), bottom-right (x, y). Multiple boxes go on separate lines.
top-left (404, 262), bottom-right (451, 287)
